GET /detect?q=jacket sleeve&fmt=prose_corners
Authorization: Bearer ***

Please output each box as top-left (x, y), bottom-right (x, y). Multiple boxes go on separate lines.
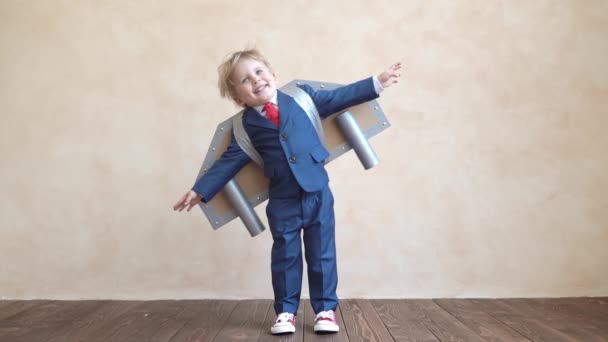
top-left (192, 132), bottom-right (251, 203)
top-left (297, 76), bottom-right (379, 118)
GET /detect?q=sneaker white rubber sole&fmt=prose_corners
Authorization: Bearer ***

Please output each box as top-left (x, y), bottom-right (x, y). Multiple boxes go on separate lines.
top-left (314, 322), bottom-right (339, 333)
top-left (271, 324), bottom-right (296, 334)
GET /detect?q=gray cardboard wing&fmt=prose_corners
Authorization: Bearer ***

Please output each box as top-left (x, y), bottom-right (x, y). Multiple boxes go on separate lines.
top-left (195, 79), bottom-right (391, 234)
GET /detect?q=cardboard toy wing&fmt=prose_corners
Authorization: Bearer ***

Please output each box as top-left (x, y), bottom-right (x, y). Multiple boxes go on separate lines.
top-left (194, 79), bottom-right (391, 236)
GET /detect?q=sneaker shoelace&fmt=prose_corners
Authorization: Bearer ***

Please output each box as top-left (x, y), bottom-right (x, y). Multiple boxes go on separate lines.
top-left (315, 310), bottom-right (336, 322)
top-left (276, 312), bottom-right (295, 323)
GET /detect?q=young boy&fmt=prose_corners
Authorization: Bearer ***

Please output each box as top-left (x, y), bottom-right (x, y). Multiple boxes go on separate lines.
top-left (174, 49), bottom-right (400, 334)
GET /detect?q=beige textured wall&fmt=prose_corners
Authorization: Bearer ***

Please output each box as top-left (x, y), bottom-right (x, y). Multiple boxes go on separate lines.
top-left (1, 1), bottom-right (607, 299)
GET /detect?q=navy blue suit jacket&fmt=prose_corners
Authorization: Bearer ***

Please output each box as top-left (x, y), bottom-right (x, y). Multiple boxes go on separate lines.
top-left (193, 77), bottom-right (379, 201)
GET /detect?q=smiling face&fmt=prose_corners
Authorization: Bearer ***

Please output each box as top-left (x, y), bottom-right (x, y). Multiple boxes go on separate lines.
top-left (230, 58), bottom-right (277, 107)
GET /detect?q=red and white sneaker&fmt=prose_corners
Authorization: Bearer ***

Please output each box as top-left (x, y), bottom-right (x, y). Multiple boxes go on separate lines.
top-left (270, 312), bottom-right (296, 334)
top-left (314, 310), bottom-right (339, 333)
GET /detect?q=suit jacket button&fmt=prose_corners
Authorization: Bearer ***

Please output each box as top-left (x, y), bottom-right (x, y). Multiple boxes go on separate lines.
top-left (280, 134), bottom-right (288, 141)
top-left (289, 156), bottom-right (296, 163)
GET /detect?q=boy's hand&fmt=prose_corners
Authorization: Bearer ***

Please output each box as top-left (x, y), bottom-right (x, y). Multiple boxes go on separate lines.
top-left (173, 190), bottom-right (203, 212)
top-left (378, 62), bottom-right (402, 88)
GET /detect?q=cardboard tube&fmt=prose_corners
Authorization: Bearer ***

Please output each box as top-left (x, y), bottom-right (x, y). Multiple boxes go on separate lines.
top-left (335, 111), bottom-right (379, 169)
top-left (224, 179), bottom-right (266, 237)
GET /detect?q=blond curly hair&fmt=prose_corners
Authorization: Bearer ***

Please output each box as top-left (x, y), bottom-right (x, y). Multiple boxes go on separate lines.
top-left (217, 48), bottom-right (274, 105)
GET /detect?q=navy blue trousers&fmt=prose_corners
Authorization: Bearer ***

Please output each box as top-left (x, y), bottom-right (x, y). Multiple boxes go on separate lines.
top-left (266, 184), bottom-right (338, 315)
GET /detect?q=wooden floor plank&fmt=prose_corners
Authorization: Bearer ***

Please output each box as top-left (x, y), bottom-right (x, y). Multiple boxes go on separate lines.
top-left (502, 299), bottom-right (607, 342)
top-left (0, 298), bottom-right (605, 341)
top-left (70, 300), bottom-right (190, 342)
top-left (303, 300), bottom-right (349, 342)
top-left (1, 300), bottom-right (99, 323)
top-left (471, 299), bottom-right (580, 342)
top-left (576, 297), bottom-right (608, 325)
top-left (168, 300), bottom-right (237, 342)
top-left (370, 299), bottom-right (438, 342)
top-left (46, 301), bottom-right (142, 342)
top-left (0, 300), bottom-right (49, 320)
top-left (571, 298), bottom-right (608, 337)
top-left (213, 299), bottom-right (271, 342)
top-left (139, 300), bottom-right (225, 342)
top-left (433, 299), bottom-right (531, 342)
top-left (584, 297), bottom-right (608, 306)
top-left (340, 299), bottom-right (393, 342)
top-left (257, 301), bottom-right (304, 342)
top-left (0, 300), bottom-right (105, 342)
top-left (410, 299), bottom-right (487, 342)
top-left (0, 301), bottom-right (14, 310)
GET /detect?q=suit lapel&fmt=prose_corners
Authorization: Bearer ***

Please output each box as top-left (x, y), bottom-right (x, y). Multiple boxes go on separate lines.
top-left (242, 107), bottom-right (277, 130)
top-left (242, 91), bottom-right (299, 131)
top-left (277, 90), bottom-right (297, 130)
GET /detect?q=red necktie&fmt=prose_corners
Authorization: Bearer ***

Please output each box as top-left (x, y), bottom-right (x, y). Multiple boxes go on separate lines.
top-left (263, 102), bottom-right (280, 127)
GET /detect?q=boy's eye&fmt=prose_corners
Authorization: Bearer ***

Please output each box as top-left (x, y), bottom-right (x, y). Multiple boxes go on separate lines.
top-left (256, 69), bottom-right (263, 74)
top-left (241, 77), bottom-right (248, 84)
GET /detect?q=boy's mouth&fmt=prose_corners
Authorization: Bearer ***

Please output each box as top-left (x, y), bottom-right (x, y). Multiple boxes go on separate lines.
top-left (254, 84), bottom-right (268, 94)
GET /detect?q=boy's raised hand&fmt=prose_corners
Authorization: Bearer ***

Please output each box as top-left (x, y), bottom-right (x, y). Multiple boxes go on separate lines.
top-left (378, 62), bottom-right (402, 88)
top-left (173, 190), bottom-right (202, 212)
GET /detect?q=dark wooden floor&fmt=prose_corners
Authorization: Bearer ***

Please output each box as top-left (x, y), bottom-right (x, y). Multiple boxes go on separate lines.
top-left (0, 298), bottom-right (606, 341)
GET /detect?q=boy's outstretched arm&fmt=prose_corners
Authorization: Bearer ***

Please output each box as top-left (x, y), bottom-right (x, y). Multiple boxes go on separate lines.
top-left (377, 62), bottom-right (402, 88)
top-left (173, 190), bottom-right (202, 212)
top-left (298, 61), bottom-right (403, 118)
top-left (173, 132), bottom-right (250, 213)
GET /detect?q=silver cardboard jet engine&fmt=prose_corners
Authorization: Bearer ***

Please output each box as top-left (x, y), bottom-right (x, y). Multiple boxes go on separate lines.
top-left (195, 80), bottom-right (391, 237)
